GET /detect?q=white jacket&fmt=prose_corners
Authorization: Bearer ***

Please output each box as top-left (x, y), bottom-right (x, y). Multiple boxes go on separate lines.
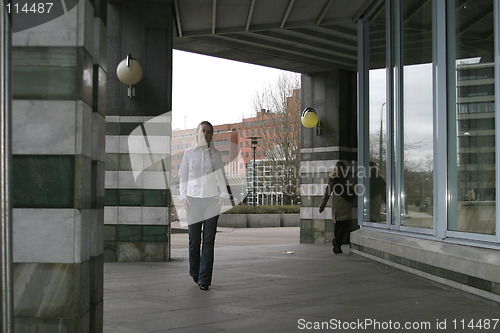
top-left (178, 144), bottom-right (229, 201)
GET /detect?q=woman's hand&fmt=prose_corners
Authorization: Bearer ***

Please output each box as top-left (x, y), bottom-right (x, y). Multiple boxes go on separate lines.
top-left (182, 198), bottom-right (190, 214)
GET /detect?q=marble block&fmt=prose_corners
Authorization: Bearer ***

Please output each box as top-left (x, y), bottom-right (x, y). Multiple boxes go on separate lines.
top-left (105, 136), bottom-right (120, 154)
top-left (14, 261), bottom-right (90, 318)
top-left (118, 171), bottom-right (143, 188)
top-left (142, 207), bottom-right (168, 225)
top-left (142, 171), bottom-right (168, 189)
top-left (92, 112), bottom-right (106, 162)
top-left (118, 243), bottom-right (167, 262)
top-left (13, 100), bottom-right (76, 155)
top-left (14, 208), bottom-right (95, 264)
top-left (300, 207), bottom-right (313, 219)
top-left (75, 155), bottom-right (93, 210)
top-left (76, 101), bottom-right (93, 158)
top-left (312, 219), bottom-right (326, 232)
top-left (74, 209), bottom-right (92, 264)
top-left (77, 0), bottom-right (95, 57)
top-left (94, 19), bottom-right (107, 72)
top-left (12, 155), bottom-right (75, 208)
top-left (313, 231), bottom-right (326, 244)
top-left (117, 207), bottom-right (142, 225)
top-left (13, 209), bottom-right (76, 263)
top-left (91, 209), bottom-right (104, 257)
top-left (105, 171), bottom-right (119, 188)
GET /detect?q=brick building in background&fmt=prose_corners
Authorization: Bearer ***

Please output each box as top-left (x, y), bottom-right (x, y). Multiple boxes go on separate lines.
top-left (171, 89), bottom-right (301, 206)
top-left (170, 122), bottom-right (242, 182)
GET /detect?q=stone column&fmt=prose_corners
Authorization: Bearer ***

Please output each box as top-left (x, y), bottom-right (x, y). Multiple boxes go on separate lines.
top-left (104, 1), bottom-right (173, 262)
top-left (300, 70), bottom-right (357, 244)
top-left (11, 0), bottom-right (106, 331)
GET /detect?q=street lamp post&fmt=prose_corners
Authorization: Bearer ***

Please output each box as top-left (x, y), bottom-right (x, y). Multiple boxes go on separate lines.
top-left (248, 137), bottom-right (261, 207)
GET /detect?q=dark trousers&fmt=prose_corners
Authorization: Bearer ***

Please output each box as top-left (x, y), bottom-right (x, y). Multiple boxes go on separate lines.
top-left (187, 197), bottom-right (219, 286)
top-left (333, 220), bottom-right (350, 249)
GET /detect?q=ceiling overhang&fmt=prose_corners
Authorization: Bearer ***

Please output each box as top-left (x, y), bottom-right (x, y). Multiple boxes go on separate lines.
top-left (172, 0), bottom-right (374, 74)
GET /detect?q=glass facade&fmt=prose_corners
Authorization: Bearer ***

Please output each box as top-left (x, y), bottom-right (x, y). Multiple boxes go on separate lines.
top-left (365, 2), bottom-right (388, 224)
top-left (360, 0), bottom-right (499, 245)
top-left (401, 0), bottom-right (434, 228)
top-left (447, 0), bottom-right (496, 235)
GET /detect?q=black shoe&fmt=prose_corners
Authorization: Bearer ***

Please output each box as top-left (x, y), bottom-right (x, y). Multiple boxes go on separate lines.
top-left (199, 284), bottom-right (209, 291)
top-left (333, 245), bottom-right (343, 254)
top-left (192, 277), bottom-right (198, 285)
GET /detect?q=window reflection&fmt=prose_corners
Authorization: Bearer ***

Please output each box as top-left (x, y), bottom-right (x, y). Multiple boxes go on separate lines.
top-left (448, 0), bottom-right (496, 235)
top-left (365, 3), bottom-right (387, 223)
top-left (401, 0), bottom-right (433, 228)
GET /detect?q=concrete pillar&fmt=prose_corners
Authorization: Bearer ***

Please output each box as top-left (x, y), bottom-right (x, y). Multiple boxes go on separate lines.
top-left (11, 1), bottom-right (106, 331)
top-left (104, 1), bottom-right (173, 262)
top-left (300, 70), bottom-right (357, 244)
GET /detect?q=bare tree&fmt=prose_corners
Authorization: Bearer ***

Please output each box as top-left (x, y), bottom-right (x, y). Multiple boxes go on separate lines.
top-left (251, 72), bottom-right (301, 205)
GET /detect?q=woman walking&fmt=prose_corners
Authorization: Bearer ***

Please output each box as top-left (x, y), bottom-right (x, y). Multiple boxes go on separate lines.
top-left (179, 121), bottom-right (229, 290)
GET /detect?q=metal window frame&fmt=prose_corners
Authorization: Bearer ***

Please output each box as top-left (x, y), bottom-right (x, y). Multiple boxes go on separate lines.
top-left (495, 0), bottom-right (500, 244)
top-left (446, 0), bottom-right (459, 235)
top-left (358, 0), bottom-right (390, 230)
top-left (392, 0), bottom-right (402, 230)
top-left (357, 16), bottom-right (367, 227)
top-left (444, 0), bottom-right (498, 243)
top-left (434, 0), bottom-right (448, 240)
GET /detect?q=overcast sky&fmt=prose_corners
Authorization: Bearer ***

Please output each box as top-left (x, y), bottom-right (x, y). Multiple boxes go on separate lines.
top-left (172, 50), bottom-right (291, 130)
top-left (369, 64), bottom-right (434, 168)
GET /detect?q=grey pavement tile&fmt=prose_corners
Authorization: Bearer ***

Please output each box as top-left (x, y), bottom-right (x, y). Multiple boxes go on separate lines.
top-left (104, 324), bottom-right (145, 333)
top-left (217, 320), bottom-right (308, 333)
top-left (158, 327), bottom-right (221, 333)
top-left (220, 297), bottom-right (299, 313)
top-left (207, 316), bottom-right (271, 331)
top-left (215, 304), bottom-right (262, 315)
top-left (147, 310), bottom-right (241, 331)
top-left (104, 298), bottom-right (168, 312)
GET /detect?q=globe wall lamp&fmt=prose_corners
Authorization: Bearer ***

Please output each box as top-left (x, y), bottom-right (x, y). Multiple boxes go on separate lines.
top-left (116, 54), bottom-right (143, 98)
top-left (301, 107), bottom-right (321, 135)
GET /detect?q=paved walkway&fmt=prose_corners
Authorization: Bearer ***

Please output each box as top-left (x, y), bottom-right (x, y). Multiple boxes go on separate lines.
top-left (104, 227), bottom-right (499, 332)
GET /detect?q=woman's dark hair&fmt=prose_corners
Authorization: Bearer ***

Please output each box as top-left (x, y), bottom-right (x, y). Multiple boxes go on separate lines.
top-left (196, 121), bottom-right (214, 146)
top-left (335, 161), bottom-right (347, 177)
top-left (197, 121), bottom-right (214, 133)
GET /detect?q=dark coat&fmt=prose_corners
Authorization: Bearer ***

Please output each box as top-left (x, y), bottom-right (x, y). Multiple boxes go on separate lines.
top-left (319, 175), bottom-right (355, 222)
